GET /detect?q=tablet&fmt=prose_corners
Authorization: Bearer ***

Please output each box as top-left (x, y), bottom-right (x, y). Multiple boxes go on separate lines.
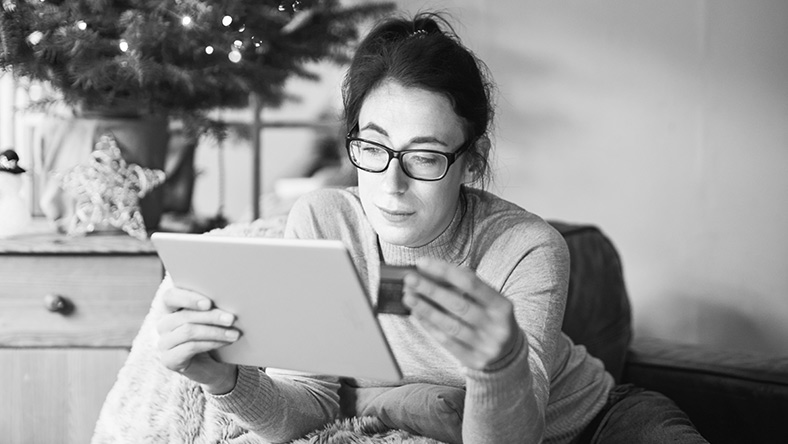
top-left (150, 232), bottom-right (402, 382)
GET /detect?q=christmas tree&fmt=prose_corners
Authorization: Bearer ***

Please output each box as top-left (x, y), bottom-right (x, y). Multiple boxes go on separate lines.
top-left (0, 0), bottom-right (392, 126)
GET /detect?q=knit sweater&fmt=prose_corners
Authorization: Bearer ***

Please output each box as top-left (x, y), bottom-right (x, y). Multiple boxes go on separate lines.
top-left (207, 186), bottom-right (613, 444)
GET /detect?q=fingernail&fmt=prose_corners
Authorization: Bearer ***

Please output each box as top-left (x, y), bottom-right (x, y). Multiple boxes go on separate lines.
top-left (197, 299), bottom-right (211, 310)
top-left (404, 273), bottom-right (418, 287)
top-left (225, 329), bottom-right (239, 340)
top-left (220, 313), bottom-right (234, 325)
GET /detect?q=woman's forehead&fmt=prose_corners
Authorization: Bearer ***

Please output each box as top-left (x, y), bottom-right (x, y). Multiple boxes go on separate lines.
top-left (358, 81), bottom-right (466, 143)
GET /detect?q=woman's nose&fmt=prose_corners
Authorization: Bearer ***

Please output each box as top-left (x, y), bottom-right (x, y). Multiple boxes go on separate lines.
top-left (380, 158), bottom-right (409, 193)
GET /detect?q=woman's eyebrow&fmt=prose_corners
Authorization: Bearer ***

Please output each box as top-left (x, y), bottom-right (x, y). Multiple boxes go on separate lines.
top-left (360, 122), bottom-right (449, 147)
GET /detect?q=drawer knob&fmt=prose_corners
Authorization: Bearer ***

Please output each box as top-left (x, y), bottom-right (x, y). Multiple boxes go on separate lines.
top-left (44, 294), bottom-right (74, 315)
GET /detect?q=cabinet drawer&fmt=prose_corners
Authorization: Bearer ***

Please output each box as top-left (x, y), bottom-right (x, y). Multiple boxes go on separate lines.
top-left (0, 254), bottom-right (162, 347)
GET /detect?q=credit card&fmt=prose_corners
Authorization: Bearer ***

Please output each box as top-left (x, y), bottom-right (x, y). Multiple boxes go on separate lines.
top-left (376, 264), bottom-right (416, 315)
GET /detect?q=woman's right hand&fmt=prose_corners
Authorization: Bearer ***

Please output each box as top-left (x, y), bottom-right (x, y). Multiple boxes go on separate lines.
top-left (156, 286), bottom-right (241, 395)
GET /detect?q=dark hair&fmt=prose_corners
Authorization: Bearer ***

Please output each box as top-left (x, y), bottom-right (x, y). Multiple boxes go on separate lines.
top-left (342, 12), bottom-right (495, 187)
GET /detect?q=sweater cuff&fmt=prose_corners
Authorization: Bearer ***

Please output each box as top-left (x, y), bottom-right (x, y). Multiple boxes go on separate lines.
top-left (485, 328), bottom-right (526, 372)
top-left (205, 365), bottom-right (274, 415)
top-left (463, 330), bottom-right (532, 407)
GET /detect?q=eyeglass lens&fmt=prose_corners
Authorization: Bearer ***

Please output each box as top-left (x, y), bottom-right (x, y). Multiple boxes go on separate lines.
top-left (348, 140), bottom-right (449, 180)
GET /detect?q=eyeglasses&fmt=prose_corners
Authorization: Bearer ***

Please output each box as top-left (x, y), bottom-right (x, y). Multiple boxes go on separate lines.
top-left (345, 124), bottom-right (472, 181)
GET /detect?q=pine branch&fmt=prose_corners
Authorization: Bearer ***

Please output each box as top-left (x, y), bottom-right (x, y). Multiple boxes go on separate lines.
top-left (0, 0), bottom-right (396, 129)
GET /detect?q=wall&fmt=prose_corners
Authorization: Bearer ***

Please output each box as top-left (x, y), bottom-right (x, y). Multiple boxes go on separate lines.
top-left (0, 74), bottom-right (14, 149)
top-left (383, 0), bottom-right (788, 354)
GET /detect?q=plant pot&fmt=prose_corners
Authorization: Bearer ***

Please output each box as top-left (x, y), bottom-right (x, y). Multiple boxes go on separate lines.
top-left (36, 113), bottom-right (170, 232)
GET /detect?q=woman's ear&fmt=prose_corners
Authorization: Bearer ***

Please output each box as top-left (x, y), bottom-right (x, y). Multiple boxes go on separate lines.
top-left (464, 135), bottom-right (490, 183)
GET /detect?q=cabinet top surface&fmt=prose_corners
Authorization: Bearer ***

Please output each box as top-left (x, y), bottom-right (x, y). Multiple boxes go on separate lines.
top-left (0, 219), bottom-right (156, 255)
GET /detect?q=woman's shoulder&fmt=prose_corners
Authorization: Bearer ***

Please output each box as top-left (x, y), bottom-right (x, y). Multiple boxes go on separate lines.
top-left (291, 186), bottom-right (361, 209)
top-left (465, 187), bottom-right (565, 248)
top-left (286, 187), bottom-right (366, 239)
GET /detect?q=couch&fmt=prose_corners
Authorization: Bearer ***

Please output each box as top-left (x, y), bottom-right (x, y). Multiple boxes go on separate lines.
top-left (551, 221), bottom-right (788, 444)
top-left (93, 219), bottom-right (788, 443)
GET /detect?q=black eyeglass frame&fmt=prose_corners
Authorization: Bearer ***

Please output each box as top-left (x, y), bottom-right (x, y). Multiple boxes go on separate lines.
top-left (345, 123), bottom-right (474, 182)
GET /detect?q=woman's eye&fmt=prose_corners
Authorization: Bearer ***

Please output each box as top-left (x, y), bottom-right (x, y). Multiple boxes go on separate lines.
top-left (361, 145), bottom-right (386, 156)
top-left (409, 154), bottom-right (440, 165)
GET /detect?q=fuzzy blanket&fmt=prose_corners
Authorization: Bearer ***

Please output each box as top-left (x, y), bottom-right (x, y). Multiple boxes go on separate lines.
top-left (91, 218), bottom-right (443, 444)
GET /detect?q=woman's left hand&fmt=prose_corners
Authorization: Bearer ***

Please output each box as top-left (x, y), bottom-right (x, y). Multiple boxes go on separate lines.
top-left (402, 258), bottom-right (520, 371)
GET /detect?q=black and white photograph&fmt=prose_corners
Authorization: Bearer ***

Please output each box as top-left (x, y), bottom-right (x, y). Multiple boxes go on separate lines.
top-left (1, 1), bottom-right (786, 443)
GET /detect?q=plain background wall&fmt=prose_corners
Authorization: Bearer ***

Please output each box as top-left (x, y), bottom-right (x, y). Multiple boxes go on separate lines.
top-left (381, 0), bottom-right (788, 355)
top-left (3, 1), bottom-right (786, 355)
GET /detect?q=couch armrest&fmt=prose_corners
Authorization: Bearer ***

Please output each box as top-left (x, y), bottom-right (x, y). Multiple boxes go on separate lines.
top-left (623, 337), bottom-right (788, 444)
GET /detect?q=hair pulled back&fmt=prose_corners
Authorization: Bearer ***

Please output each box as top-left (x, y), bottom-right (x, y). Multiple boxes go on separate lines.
top-left (342, 12), bottom-right (495, 186)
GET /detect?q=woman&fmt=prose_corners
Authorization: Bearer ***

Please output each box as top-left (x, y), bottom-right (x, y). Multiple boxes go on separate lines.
top-left (157, 13), bottom-right (708, 444)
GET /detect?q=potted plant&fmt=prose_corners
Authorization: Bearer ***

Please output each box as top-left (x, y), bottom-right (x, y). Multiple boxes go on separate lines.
top-left (0, 0), bottom-right (392, 231)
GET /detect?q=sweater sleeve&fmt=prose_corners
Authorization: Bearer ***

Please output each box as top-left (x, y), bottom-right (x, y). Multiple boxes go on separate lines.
top-left (462, 225), bottom-right (571, 444)
top-left (205, 367), bottom-right (341, 442)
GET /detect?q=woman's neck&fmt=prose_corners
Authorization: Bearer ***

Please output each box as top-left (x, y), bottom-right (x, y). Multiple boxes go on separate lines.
top-left (378, 188), bottom-right (471, 266)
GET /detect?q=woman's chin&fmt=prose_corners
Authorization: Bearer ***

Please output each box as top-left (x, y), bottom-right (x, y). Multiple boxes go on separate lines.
top-left (375, 225), bottom-right (422, 248)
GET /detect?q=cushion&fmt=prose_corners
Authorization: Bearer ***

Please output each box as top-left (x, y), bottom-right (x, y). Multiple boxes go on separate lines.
top-left (341, 383), bottom-right (465, 444)
top-left (549, 222), bottom-right (633, 382)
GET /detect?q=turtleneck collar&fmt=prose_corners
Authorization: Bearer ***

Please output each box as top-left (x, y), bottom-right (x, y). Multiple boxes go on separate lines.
top-left (378, 187), bottom-right (473, 266)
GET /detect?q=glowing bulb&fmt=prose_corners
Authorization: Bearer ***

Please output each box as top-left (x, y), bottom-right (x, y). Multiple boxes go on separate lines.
top-left (28, 84), bottom-right (43, 101)
top-left (205, 45), bottom-right (214, 55)
top-left (181, 16), bottom-right (192, 27)
top-left (238, 25), bottom-right (245, 32)
top-left (233, 39), bottom-right (242, 48)
top-left (228, 49), bottom-right (242, 63)
top-left (27, 31), bottom-right (43, 45)
top-left (77, 20), bottom-right (87, 31)
top-left (119, 39), bottom-right (128, 52)
top-left (222, 15), bottom-right (232, 27)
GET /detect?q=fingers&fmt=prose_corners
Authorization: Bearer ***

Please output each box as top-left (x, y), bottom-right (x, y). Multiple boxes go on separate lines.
top-left (157, 309), bottom-right (240, 375)
top-left (416, 258), bottom-right (502, 307)
top-left (156, 307), bottom-right (236, 335)
top-left (161, 286), bottom-right (213, 313)
top-left (403, 274), bottom-right (487, 327)
top-left (160, 341), bottom-right (234, 374)
top-left (404, 288), bottom-right (478, 345)
top-left (158, 321), bottom-right (240, 351)
top-left (407, 302), bottom-right (500, 370)
top-left (403, 258), bottom-right (520, 370)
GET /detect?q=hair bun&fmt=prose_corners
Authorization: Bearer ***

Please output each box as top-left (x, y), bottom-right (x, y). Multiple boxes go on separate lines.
top-left (412, 14), bottom-right (443, 36)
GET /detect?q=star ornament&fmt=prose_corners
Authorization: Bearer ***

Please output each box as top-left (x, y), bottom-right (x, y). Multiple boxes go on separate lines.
top-left (60, 134), bottom-right (166, 240)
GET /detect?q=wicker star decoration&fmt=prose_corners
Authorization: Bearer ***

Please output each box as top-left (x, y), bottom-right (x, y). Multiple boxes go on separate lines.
top-left (60, 134), bottom-right (166, 240)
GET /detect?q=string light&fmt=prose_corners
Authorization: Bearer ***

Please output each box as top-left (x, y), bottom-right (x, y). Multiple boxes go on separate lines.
top-left (205, 45), bottom-right (214, 55)
top-left (181, 16), bottom-right (192, 27)
top-left (228, 49), bottom-right (242, 63)
top-left (27, 31), bottom-right (43, 45)
top-left (77, 20), bottom-right (87, 31)
top-left (222, 15), bottom-right (232, 27)
top-left (119, 39), bottom-right (128, 52)
top-left (233, 39), bottom-right (242, 48)
top-left (238, 25), bottom-right (245, 32)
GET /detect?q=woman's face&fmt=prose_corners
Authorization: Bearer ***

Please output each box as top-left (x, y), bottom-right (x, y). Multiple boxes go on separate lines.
top-left (356, 80), bottom-right (469, 248)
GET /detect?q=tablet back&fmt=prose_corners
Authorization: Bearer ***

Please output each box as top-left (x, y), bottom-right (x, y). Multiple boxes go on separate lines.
top-left (151, 232), bottom-right (402, 382)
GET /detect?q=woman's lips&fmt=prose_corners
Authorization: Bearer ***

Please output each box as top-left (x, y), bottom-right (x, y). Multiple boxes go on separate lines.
top-left (378, 206), bottom-right (415, 222)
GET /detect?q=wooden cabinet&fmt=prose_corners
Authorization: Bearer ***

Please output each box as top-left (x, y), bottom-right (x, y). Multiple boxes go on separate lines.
top-left (0, 225), bottom-right (162, 444)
